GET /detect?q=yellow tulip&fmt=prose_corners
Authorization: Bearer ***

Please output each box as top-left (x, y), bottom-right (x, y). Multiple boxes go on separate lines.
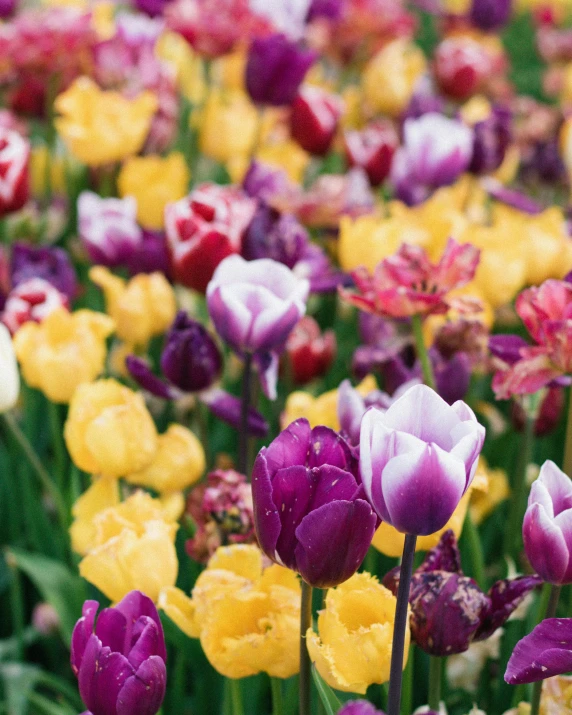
top-left (470, 458), bottom-right (510, 525)
top-left (79, 491), bottom-right (178, 603)
top-left (70, 476), bottom-right (120, 555)
top-left (30, 144), bottom-right (67, 197)
top-left (117, 153), bottom-right (190, 230)
top-left (64, 378), bottom-right (158, 477)
top-left (159, 544), bottom-right (301, 679)
top-left (540, 675), bottom-right (572, 713)
top-left (362, 39), bottom-right (426, 117)
top-left (256, 139), bottom-right (310, 184)
top-left (13, 308), bottom-right (114, 404)
top-left (89, 266), bottom-right (176, 348)
top-left (199, 88), bottom-right (259, 165)
top-left (126, 424), bottom-right (205, 493)
top-left (155, 30), bottom-right (206, 104)
top-left (54, 77), bottom-right (157, 166)
top-left (307, 572), bottom-right (408, 694)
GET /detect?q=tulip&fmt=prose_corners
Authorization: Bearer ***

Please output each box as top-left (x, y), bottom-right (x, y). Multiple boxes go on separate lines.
top-left (252, 418), bottom-right (377, 587)
top-left (506, 618), bottom-right (572, 685)
top-left (470, 0), bottom-right (512, 31)
top-left (207, 255), bottom-right (309, 399)
top-left (165, 183), bottom-right (257, 293)
top-left (245, 33), bottom-right (317, 106)
top-left (469, 107), bottom-right (512, 176)
top-left (241, 204), bottom-right (309, 268)
top-left (0, 323), bottom-right (19, 413)
top-left (2, 278), bottom-right (69, 335)
top-left (71, 591), bottom-right (167, 715)
top-left (344, 120), bottom-right (398, 187)
top-left (338, 703), bottom-right (385, 715)
top-left (0, 127), bottom-right (30, 217)
top-left (290, 86), bottom-right (343, 156)
top-left (523, 460), bottom-right (572, 585)
top-left (306, 572), bottom-right (408, 693)
top-left (126, 230), bottom-right (171, 277)
top-left (70, 477), bottom-right (120, 556)
top-left (11, 243), bottom-right (77, 300)
top-left (242, 160), bottom-right (294, 204)
top-left (434, 37), bottom-right (494, 101)
top-left (135, 0), bottom-right (173, 16)
top-left (360, 384), bottom-right (485, 536)
top-left (285, 316), bottom-right (336, 385)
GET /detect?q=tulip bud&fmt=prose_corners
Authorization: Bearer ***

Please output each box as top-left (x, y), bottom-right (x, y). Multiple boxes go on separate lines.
top-left (241, 204), bottom-right (309, 268)
top-left (0, 323), bottom-right (19, 412)
top-left (434, 37), bottom-right (493, 101)
top-left (285, 316), bottom-right (336, 385)
top-left (32, 603), bottom-right (60, 636)
top-left (469, 107), bottom-right (512, 175)
top-left (245, 33), bottom-right (317, 106)
top-left (0, 127), bottom-right (30, 217)
top-left (338, 701), bottom-right (385, 715)
top-left (70, 591), bottom-right (167, 715)
top-left (290, 86), bottom-right (343, 156)
top-left (2, 278), bottom-right (69, 335)
top-left (344, 120), bottom-right (398, 186)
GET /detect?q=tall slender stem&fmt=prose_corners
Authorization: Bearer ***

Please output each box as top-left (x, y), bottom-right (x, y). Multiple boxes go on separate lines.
top-left (299, 581), bottom-right (314, 715)
top-left (463, 511), bottom-right (485, 588)
top-left (230, 679), bottom-right (244, 715)
top-left (2, 411), bottom-right (68, 530)
top-left (387, 533), bottom-right (417, 715)
top-left (7, 555), bottom-right (24, 660)
top-left (237, 353), bottom-right (253, 475)
top-left (563, 389), bottom-right (572, 478)
top-left (270, 677), bottom-right (284, 715)
top-left (428, 656), bottom-right (443, 711)
top-left (530, 584), bottom-right (561, 715)
top-left (48, 402), bottom-right (66, 493)
top-left (411, 314), bottom-right (436, 390)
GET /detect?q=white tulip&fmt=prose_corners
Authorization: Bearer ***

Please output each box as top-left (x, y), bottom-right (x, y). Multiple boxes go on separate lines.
top-left (0, 323), bottom-right (19, 412)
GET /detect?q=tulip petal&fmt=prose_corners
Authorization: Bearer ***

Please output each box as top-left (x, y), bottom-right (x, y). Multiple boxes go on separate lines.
top-left (295, 499), bottom-right (377, 588)
top-left (308, 425), bottom-right (355, 473)
top-left (271, 465), bottom-right (316, 569)
top-left (264, 418), bottom-right (311, 473)
top-left (254, 351), bottom-right (279, 400)
top-left (207, 285), bottom-right (252, 353)
top-left (78, 636), bottom-right (133, 714)
top-left (115, 590), bottom-right (167, 663)
top-left (126, 618), bottom-right (161, 670)
top-left (125, 355), bottom-right (177, 400)
top-left (71, 600), bottom-right (99, 676)
top-left (488, 334), bottom-right (528, 365)
top-left (117, 655), bottom-right (167, 715)
top-left (382, 443), bottom-right (467, 535)
top-left (94, 608), bottom-right (127, 654)
top-left (505, 618), bottom-right (572, 684)
top-left (523, 503), bottom-right (569, 584)
top-left (252, 451), bottom-right (282, 561)
top-left (476, 575), bottom-right (542, 642)
top-left (536, 460), bottom-right (572, 515)
top-left (201, 387), bottom-right (269, 437)
top-left (418, 529), bottom-right (462, 574)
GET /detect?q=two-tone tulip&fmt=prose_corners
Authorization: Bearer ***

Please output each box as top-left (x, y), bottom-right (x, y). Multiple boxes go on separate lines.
top-left (290, 86), bottom-right (343, 156)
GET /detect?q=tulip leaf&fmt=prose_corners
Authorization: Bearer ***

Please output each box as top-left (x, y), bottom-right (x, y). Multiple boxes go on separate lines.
top-left (6, 548), bottom-right (86, 643)
top-left (312, 665), bottom-right (341, 715)
top-left (0, 662), bottom-right (40, 715)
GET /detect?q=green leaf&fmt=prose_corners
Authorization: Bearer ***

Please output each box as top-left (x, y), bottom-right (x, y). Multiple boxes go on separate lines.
top-left (0, 662), bottom-right (40, 715)
top-left (312, 665), bottom-right (341, 715)
top-left (6, 548), bottom-right (86, 643)
top-left (0, 629), bottom-right (39, 661)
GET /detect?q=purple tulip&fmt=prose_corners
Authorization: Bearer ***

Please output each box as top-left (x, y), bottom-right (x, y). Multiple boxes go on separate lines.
top-left (70, 591), bottom-right (166, 715)
top-left (307, 0), bottom-right (342, 21)
top-left (252, 418), bottom-right (378, 587)
top-left (384, 531), bottom-right (542, 656)
top-left (469, 107), bottom-right (512, 175)
top-left (206, 255), bottom-right (309, 399)
top-left (133, 0), bottom-right (173, 17)
top-left (245, 33), bottom-right (317, 106)
top-left (241, 204), bottom-right (309, 269)
top-left (337, 702), bottom-right (385, 715)
top-left (489, 334), bottom-right (528, 365)
top-left (11, 242), bottom-right (77, 300)
top-left (505, 617), bottom-right (572, 684)
top-left (391, 113), bottom-right (474, 205)
top-left (78, 192), bottom-right (143, 268)
top-left (242, 160), bottom-right (294, 204)
top-left (470, 0), bottom-right (511, 32)
top-left (481, 178), bottom-right (544, 215)
top-left (126, 230), bottom-right (171, 277)
top-left (360, 384), bottom-right (485, 536)
top-left (523, 460), bottom-right (572, 585)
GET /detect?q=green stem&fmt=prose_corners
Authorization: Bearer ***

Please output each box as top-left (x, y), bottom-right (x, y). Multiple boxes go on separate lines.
top-left (48, 402), bottom-right (66, 494)
top-left (428, 656), bottom-right (443, 711)
top-left (411, 314), bottom-right (436, 390)
top-left (270, 677), bottom-right (284, 715)
top-left (563, 389), bottom-right (572, 477)
top-left (299, 581), bottom-right (314, 715)
top-left (387, 533), bottom-right (418, 715)
top-left (7, 556), bottom-right (24, 660)
top-left (2, 412), bottom-right (68, 530)
top-left (463, 510), bottom-right (485, 588)
top-left (230, 679), bottom-right (244, 715)
top-left (530, 585), bottom-right (561, 715)
top-left (238, 353), bottom-right (253, 476)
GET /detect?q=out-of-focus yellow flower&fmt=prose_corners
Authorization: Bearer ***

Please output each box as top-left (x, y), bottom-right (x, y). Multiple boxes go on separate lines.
top-left (158, 491), bottom-right (186, 521)
top-left (54, 77), bottom-right (157, 166)
top-left (91, 1), bottom-right (115, 39)
top-left (30, 145), bottom-right (67, 197)
top-left (340, 86), bottom-right (366, 130)
top-left (520, 207), bottom-right (572, 286)
top-left (283, 376), bottom-right (378, 430)
top-left (156, 31), bottom-right (206, 103)
top-left (64, 378), bottom-right (158, 477)
top-left (442, 0), bottom-right (471, 13)
top-left (362, 39), bottom-right (426, 117)
top-left (117, 152), bottom-right (189, 230)
top-left (212, 48), bottom-right (247, 92)
top-left (257, 139), bottom-right (311, 185)
top-left (126, 424), bottom-right (205, 493)
top-left (561, 117), bottom-right (572, 189)
top-left (160, 544), bottom-right (300, 679)
top-left (373, 471), bottom-right (488, 557)
top-left (540, 675), bottom-right (572, 714)
top-left (199, 88), bottom-right (259, 165)
top-left (89, 266), bottom-right (176, 348)
top-left (14, 308), bottom-right (114, 404)
top-left (70, 476), bottom-right (119, 555)
top-left (307, 572), bottom-right (408, 694)
top-left (470, 457), bottom-right (510, 525)
top-left (79, 491), bottom-right (178, 603)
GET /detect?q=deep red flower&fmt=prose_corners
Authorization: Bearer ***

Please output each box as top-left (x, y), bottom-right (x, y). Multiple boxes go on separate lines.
top-left (285, 315), bottom-right (336, 384)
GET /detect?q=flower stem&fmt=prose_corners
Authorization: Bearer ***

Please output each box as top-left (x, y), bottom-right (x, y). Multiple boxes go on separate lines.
top-left (387, 533), bottom-right (417, 715)
top-left (411, 314), bottom-right (436, 390)
top-left (563, 389), bottom-right (572, 478)
top-left (271, 677), bottom-right (284, 715)
top-left (238, 352), bottom-right (253, 475)
top-left (2, 411), bottom-right (68, 530)
top-left (530, 584), bottom-right (561, 715)
top-left (7, 554), bottom-right (24, 660)
top-left (230, 679), bottom-right (244, 715)
top-left (428, 656), bottom-right (443, 711)
top-left (463, 510), bottom-right (485, 588)
top-left (299, 580), bottom-right (314, 715)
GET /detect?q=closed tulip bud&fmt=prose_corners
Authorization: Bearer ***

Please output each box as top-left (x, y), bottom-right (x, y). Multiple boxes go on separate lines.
top-left (253, 418), bottom-right (377, 587)
top-left (285, 316), bottom-right (336, 385)
top-left (241, 204), bottom-right (309, 268)
top-left (290, 86), bottom-right (343, 156)
top-left (2, 278), bottom-right (68, 335)
top-left (523, 460), bottom-right (572, 585)
top-left (360, 384), bottom-right (485, 536)
top-left (469, 107), bottom-right (512, 175)
top-left (344, 120), bottom-right (398, 187)
top-left (245, 33), bottom-right (317, 106)
top-left (0, 128), bottom-right (30, 217)
top-left (434, 37), bottom-right (493, 101)
top-left (0, 323), bottom-right (19, 412)
top-left (70, 591), bottom-right (166, 715)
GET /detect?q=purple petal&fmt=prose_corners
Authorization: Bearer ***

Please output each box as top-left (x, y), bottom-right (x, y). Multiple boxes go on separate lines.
top-left (126, 619), bottom-right (162, 670)
top-left (418, 529), bottom-right (463, 574)
top-left (295, 499), bottom-right (377, 587)
top-left (115, 591), bottom-right (167, 663)
top-left (94, 608), bottom-right (127, 654)
top-left (126, 355), bottom-right (177, 400)
top-left (264, 418), bottom-right (311, 474)
top-left (252, 450), bottom-right (282, 561)
top-left (523, 503), bottom-right (569, 584)
top-left (253, 350), bottom-right (280, 401)
top-left (338, 702), bottom-right (385, 715)
top-left (505, 618), bottom-right (572, 684)
top-left (78, 636), bottom-right (133, 714)
top-left (71, 601), bottom-right (99, 676)
top-left (200, 388), bottom-right (268, 437)
top-left (535, 460), bottom-right (572, 516)
top-left (116, 656), bottom-right (167, 715)
top-left (475, 575), bottom-right (543, 641)
top-left (482, 179), bottom-right (544, 215)
top-left (271, 465), bottom-right (316, 569)
top-left (488, 334), bottom-right (529, 365)
top-left (308, 425), bottom-right (355, 472)
top-left (337, 379), bottom-right (366, 445)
